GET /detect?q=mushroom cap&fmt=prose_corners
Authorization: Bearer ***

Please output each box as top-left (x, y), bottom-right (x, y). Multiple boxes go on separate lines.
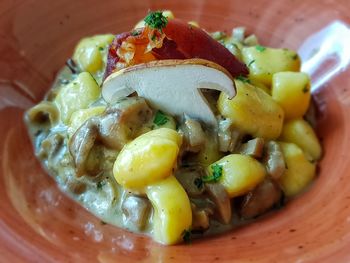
top-left (102, 59), bottom-right (236, 126)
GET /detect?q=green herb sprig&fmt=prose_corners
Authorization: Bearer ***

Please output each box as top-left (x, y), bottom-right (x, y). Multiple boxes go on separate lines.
top-left (255, 45), bottom-right (266, 52)
top-left (236, 75), bottom-right (251, 84)
top-left (202, 164), bottom-right (223, 183)
top-left (153, 110), bottom-right (169, 126)
top-left (144, 11), bottom-right (168, 31)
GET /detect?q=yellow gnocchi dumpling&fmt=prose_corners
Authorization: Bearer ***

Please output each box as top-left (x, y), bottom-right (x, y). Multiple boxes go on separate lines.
top-left (113, 128), bottom-right (182, 190)
top-left (146, 175), bottom-right (192, 245)
top-left (114, 128), bottom-right (191, 245)
top-left (55, 72), bottom-right (101, 124)
top-left (280, 118), bottom-right (322, 161)
top-left (218, 80), bottom-right (284, 139)
top-left (242, 46), bottom-right (300, 86)
top-left (73, 34), bottom-right (114, 74)
top-left (272, 72), bottom-right (311, 120)
top-left (209, 154), bottom-right (266, 198)
top-left (278, 142), bottom-right (316, 196)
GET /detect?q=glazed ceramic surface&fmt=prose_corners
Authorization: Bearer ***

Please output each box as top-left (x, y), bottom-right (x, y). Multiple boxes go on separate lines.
top-left (1, 0), bottom-right (350, 262)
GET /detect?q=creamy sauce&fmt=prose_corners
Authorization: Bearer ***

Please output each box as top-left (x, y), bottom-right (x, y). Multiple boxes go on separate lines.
top-left (25, 68), bottom-right (154, 235)
top-left (25, 67), bottom-right (248, 241)
top-left (24, 24), bottom-right (321, 244)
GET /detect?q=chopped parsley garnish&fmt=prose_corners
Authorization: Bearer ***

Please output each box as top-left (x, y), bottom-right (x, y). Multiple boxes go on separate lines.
top-left (255, 45), bottom-right (266, 52)
top-left (97, 181), bottom-right (105, 190)
top-left (302, 85), bottom-right (309, 93)
top-left (236, 75), bottom-right (251, 83)
top-left (182, 229), bottom-right (192, 243)
top-left (153, 110), bottom-right (169, 126)
top-left (202, 164), bottom-right (223, 183)
top-left (144, 11), bottom-right (168, 31)
top-left (247, 60), bottom-right (255, 67)
top-left (98, 46), bottom-right (104, 51)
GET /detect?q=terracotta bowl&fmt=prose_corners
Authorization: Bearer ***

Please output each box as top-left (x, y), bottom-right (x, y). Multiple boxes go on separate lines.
top-left (1, 0), bottom-right (350, 262)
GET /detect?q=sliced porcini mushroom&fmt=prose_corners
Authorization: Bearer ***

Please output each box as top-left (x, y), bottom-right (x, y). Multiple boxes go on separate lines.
top-left (175, 166), bottom-right (205, 197)
top-left (240, 178), bottom-right (282, 219)
top-left (69, 97), bottom-right (152, 177)
top-left (122, 195), bottom-right (151, 231)
top-left (180, 117), bottom-right (206, 153)
top-left (264, 141), bottom-right (286, 180)
top-left (191, 203), bottom-right (210, 232)
top-left (205, 183), bottom-right (232, 224)
top-left (239, 138), bottom-right (265, 158)
top-left (37, 133), bottom-right (65, 160)
top-left (217, 118), bottom-right (242, 152)
top-left (69, 119), bottom-right (99, 177)
top-left (102, 59), bottom-right (236, 126)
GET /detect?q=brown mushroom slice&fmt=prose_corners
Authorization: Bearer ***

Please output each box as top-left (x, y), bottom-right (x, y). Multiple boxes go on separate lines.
top-left (102, 59), bottom-right (236, 126)
top-left (180, 117), bottom-right (206, 153)
top-left (191, 203), bottom-right (210, 232)
top-left (240, 178), bottom-right (282, 219)
top-left (175, 166), bottom-right (205, 197)
top-left (217, 118), bottom-right (242, 152)
top-left (99, 97), bottom-right (152, 149)
top-left (69, 119), bottom-right (99, 177)
top-left (205, 183), bottom-right (232, 224)
top-left (239, 138), bottom-right (265, 158)
top-left (69, 98), bottom-right (152, 177)
top-left (84, 144), bottom-right (106, 176)
top-left (264, 141), bottom-right (286, 180)
top-left (37, 132), bottom-right (65, 160)
top-left (122, 195), bottom-right (151, 231)
top-left (97, 108), bottom-right (127, 150)
top-left (115, 97), bottom-right (153, 125)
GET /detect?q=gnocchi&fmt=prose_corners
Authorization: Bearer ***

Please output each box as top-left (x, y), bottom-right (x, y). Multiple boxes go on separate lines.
top-left (272, 72), bottom-right (311, 120)
top-left (73, 34), bottom-right (114, 75)
top-left (25, 10), bottom-right (323, 246)
top-left (280, 118), bottom-right (322, 161)
top-left (209, 154), bottom-right (266, 198)
top-left (279, 142), bottom-right (316, 196)
top-left (146, 176), bottom-right (192, 245)
top-left (218, 80), bottom-right (284, 139)
top-left (113, 128), bottom-right (182, 190)
top-left (242, 46), bottom-right (300, 85)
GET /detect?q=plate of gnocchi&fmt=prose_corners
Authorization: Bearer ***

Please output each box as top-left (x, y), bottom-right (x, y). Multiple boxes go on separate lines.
top-left (1, 0), bottom-right (350, 262)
